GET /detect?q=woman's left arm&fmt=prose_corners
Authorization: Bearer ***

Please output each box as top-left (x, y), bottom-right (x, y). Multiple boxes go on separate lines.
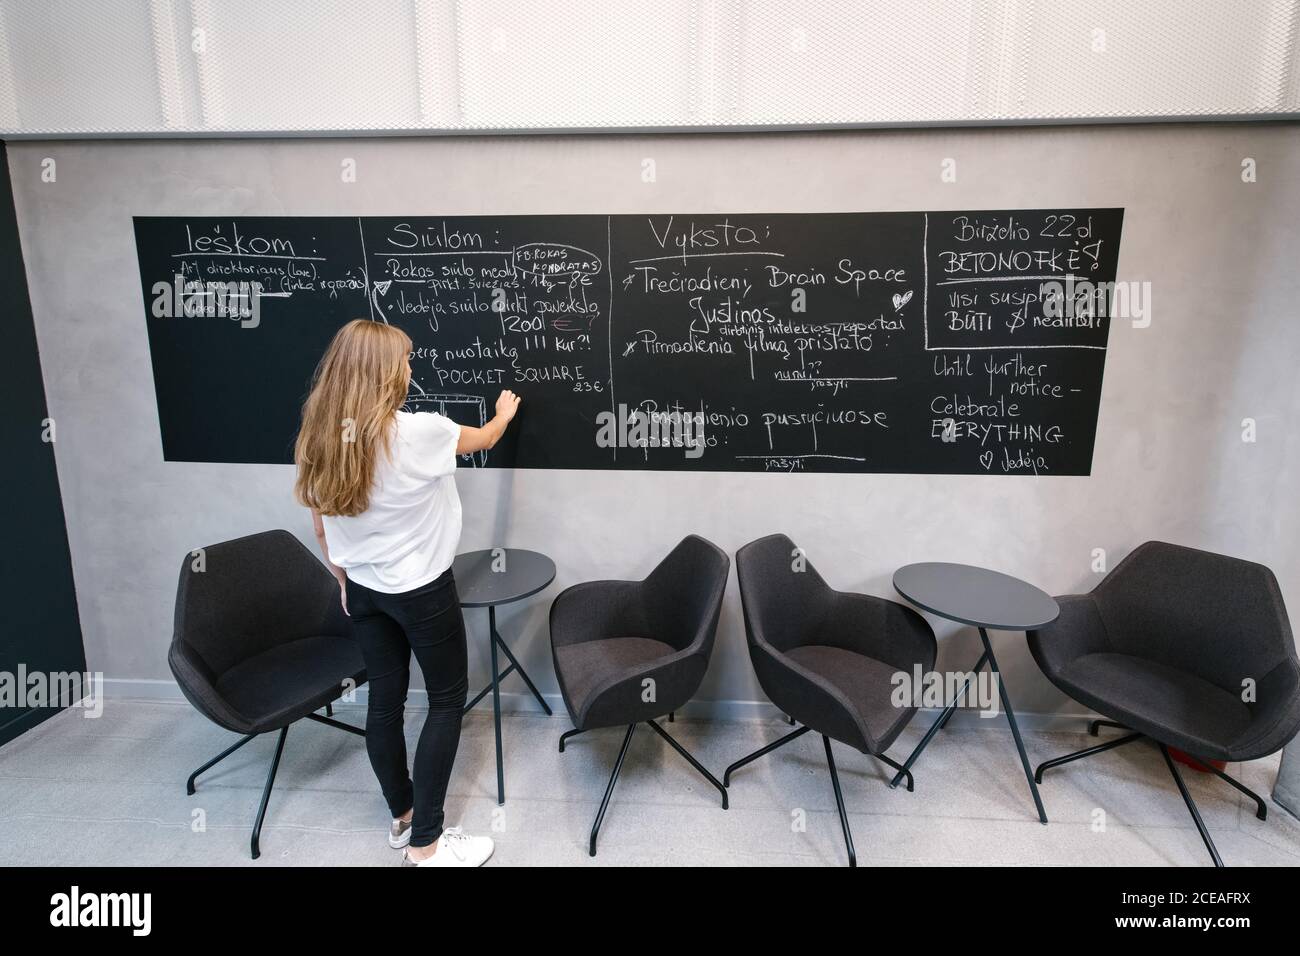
top-left (311, 509), bottom-right (350, 616)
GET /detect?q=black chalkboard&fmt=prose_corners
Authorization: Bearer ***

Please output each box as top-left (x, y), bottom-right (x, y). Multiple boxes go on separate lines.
top-left (134, 209), bottom-right (1122, 474)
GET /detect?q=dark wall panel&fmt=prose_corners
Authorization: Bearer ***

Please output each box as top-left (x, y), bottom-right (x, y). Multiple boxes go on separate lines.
top-left (0, 142), bottom-right (87, 747)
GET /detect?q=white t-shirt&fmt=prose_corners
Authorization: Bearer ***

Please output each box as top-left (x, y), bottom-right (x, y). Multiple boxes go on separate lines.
top-left (321, 410), bottom-right (463, 594)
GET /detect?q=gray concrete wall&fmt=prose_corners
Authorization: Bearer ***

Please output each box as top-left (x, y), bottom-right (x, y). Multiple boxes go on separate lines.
top-left (9, 125), bottom-right (1300, 721)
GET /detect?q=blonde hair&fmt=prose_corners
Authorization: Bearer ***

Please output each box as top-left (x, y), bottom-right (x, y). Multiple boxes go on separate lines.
top-left (294, 319), bottom-right (412, 517)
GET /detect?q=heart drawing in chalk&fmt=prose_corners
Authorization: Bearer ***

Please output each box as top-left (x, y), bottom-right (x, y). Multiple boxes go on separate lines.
top-left (892, 290), bottom-right (914, 312)
top-left (979, 451), bottom-right (994, 471)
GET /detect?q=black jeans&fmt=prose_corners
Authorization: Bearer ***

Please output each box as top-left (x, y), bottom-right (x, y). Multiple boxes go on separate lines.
top-left (346, 568), bottom-right (468, 848)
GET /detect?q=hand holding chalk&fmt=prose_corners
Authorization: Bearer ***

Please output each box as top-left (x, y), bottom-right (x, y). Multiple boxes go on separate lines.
top-left (496, 389), bottom-right (521, 424)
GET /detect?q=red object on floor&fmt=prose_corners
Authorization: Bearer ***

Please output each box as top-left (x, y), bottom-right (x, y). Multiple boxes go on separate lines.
top-left (1169, 747), bottom-right (1226, 772)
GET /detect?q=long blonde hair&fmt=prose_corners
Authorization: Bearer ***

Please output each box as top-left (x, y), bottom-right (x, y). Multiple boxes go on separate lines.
top-left (294, 319), bottom-right (412, 517)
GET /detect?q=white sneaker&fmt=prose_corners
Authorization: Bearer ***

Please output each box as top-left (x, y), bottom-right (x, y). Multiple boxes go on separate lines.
top-left (402, 826), bottom-right (494, 867)
top-left (389, 817), bottom-right (412, 849)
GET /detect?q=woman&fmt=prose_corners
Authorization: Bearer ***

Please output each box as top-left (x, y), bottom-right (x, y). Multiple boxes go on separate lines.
top-left (294, 319), bottom-right (520, 867)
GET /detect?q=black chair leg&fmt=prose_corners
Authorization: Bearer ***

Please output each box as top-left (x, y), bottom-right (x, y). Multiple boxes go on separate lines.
top-left (723, 724), bottom-right (810, 787)
top-left (1034, 732), bottom-right (1143, 783)
top-left (668, 711), bottom-right (674, 722)
top-left (250, 726), bottom-right (289, 861)
top-left (1160, 743), bottom-right (1224, 867)
top-left (559, 727), bottom-right (585, 753)
top-left (325, 702), bottom-right (333, 717)
top-left (305, 712), bottom-right (366, 737)
top-left (188, 713), bottom-right (362, 860)
top-left (872, 751), bottom-right (914, 792)
top-left (186, 732), bottom-right (258, 795)
top-left (590, 724), bottom-right (637, 857)
top-left (1089, 718), bottom-right (1129, 737)
top-left (1183, 757), bottom-right (1268, 821)
top-left (645, 719), bottom-right (728, 809)
top-left (822, 735), bottom-right (856, 867)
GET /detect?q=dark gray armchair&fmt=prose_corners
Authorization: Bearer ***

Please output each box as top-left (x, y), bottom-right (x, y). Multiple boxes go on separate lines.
top-left (550, 535), bottom-right (730, 855)
top-left (170, 529), bottom-right (367, 859)
top-left (725, 533), bottom-right (937, 866)
top-left (1029, 540), bottom-right (1300, 866)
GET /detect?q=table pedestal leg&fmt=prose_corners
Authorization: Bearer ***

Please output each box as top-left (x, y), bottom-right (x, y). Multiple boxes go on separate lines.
top-left (490, 625), bottom-right (552, 716)
top-left (889, 634), bottom-right (1048, 823)
top-left (462, 602), bottom-right (555, 805)
top-left (889, 649), bottom-right (988, 789)
top-left (488, 605), bottom-right (505, 805)
top-left (979, 627), bottom-right (1047, 824)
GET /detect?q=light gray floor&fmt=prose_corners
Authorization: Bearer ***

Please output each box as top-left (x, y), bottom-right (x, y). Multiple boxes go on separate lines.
top-left (2, 699), bottom-right (1298, 866)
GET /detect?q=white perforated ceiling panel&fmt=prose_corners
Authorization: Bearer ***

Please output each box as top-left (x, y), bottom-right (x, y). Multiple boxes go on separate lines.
top-left (0, 0), bottom-right (1296, 137)
top-left (456, 0), bottom-right (697, 128)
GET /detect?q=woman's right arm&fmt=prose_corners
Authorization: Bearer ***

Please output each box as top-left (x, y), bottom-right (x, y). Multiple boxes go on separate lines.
top-left (311, 508), bottom-right (349, 616)
top-left (456, 389), bottom-right (521, 455)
